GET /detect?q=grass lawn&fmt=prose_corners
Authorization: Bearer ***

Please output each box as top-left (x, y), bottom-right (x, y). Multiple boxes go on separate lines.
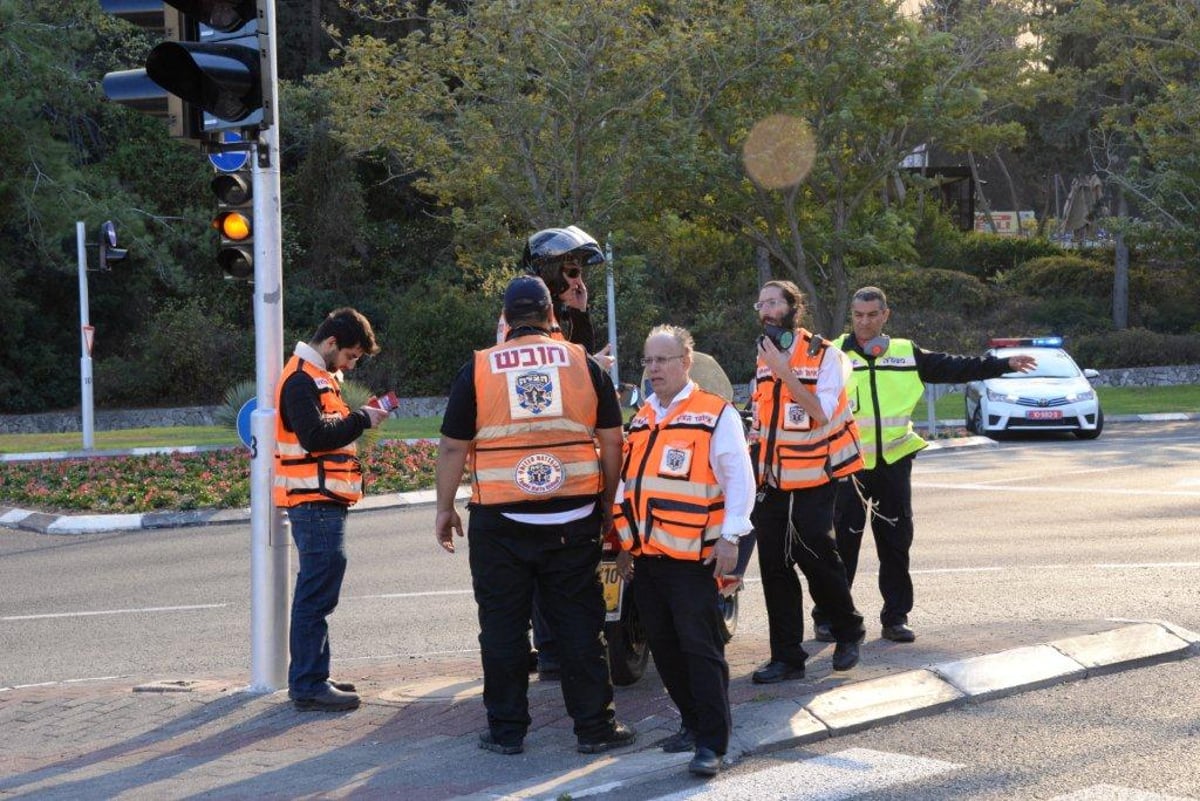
top-left (912, 383), bottom-right (1199, 422)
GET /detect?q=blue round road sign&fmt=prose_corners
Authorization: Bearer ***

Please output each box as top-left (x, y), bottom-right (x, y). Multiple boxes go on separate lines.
top-left (209, 131), bottom-right (249, 173)
top-left (236, 398), bottom-right (257, 450)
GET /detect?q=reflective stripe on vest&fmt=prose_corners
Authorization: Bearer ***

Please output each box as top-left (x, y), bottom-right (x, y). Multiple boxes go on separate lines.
top-left (469, 335), bottom-right (603, 505)
top-left (273, 355), bottom-right (363, 507)
top-left (614, 389), bottom-right (727, 560)
top-left (752, 330), bottom-right (863, 489)
top-left (834, 335), bottom-right (927, 470)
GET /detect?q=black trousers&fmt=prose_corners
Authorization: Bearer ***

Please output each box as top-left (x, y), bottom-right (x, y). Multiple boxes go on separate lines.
top-left (466, 506), bottom-right (615, 745)
top-left (752, 482), bottom-right (865, 665)
top-left (833, 456), bottom-right (915, 627)
top-left (632, 556), bottom-right (732, 755)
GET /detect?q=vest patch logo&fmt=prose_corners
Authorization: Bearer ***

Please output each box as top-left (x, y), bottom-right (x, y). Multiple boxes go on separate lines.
top-left (490, 343), bottom-right (571, 372)
top-left (658, 444), bottom-right (693, 478)
top-left (878, 355), bottom-right (915, 367)
top-left (783, 403), bottom-right (812, 431)
top-left (515, 371), bottom-right (554, 415)
top-left (514, 452), bottom-right (566, 494)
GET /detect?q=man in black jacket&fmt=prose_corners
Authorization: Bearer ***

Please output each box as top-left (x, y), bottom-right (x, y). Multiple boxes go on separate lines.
top-left (813, 286), bottom-right (1036, 644)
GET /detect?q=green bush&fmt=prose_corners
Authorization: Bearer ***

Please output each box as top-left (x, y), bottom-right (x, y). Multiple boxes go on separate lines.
top-left (956, 234), bottom-right (1064, 279)
top-left (1002, 255), bottom-right (1112, 299)
top-left (1071, 329), bottom-right (1200, 369)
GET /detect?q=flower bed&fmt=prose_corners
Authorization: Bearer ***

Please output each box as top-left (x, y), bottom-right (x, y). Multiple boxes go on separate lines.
top-left (0, 439), bottom-right (440, 515)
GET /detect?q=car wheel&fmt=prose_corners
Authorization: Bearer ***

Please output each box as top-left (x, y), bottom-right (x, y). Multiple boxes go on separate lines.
top-left (1075, 407), bottom-right (1104, 440)
top-left (970, 404), bottom-right (987, 438)
top-left (965, 399), bottom-right (977, 433)
top-left (606, 595), bottom-right (650, 686)
top-left (717, 589), bottom-right (739, 644)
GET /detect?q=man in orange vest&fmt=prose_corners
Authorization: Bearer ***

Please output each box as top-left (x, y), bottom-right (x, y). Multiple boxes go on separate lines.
top-left (435, 276), bottom-right (636, 756)
top-left (274, 308), bottom-right (390, 711)
top-left (748, 280), bottom-right (866, 684)
top-left (495, 225), bottom-right (614, 680)
top-left (612, 325), bottom-right (754, 777)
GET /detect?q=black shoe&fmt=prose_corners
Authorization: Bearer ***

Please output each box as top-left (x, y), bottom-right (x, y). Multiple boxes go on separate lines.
top-left (328, 679), bottom-right (356, 692)
top-left (882, 623), bottom-right (916, 643)
top-left (291, 685), bottom-right (360, 711)
top-left (813, 623), bottom-right (835, 643)
top-left (751, 660), bottom-right (806, 684)
top-left (657, 726), bottom-right (697, 753)
top-left (478, 731), bottom-right (524, 755)
top-left (832, 641), bottom-right (860, 671)
top-left (688, 746), bottom-right (722, 777)
top-left (577, 721), bottom-right (638, 754)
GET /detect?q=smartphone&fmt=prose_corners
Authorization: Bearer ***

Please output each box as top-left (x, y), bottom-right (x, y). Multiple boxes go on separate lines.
top-left (368, 391), bottom-right (401, 414)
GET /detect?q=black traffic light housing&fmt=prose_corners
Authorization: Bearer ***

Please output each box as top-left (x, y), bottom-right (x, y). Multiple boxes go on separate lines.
top-left (212, 168), bottom-right (254, 279)
top-left (100, 0), bottom-right (272, 139)
top-left (97, 220), bottom-right (129, 271)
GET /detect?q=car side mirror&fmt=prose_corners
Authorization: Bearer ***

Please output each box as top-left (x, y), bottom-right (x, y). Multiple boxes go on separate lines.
top-left (1083, 368), bottom-right (1099, 379)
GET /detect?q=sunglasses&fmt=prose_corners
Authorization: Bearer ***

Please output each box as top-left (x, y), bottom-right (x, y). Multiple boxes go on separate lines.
top-left (562, 266), bottom-right (583, 279)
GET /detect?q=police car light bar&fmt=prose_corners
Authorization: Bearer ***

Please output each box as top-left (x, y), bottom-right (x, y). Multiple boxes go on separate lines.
top-left (988, 336), bottom-right (1065, 347)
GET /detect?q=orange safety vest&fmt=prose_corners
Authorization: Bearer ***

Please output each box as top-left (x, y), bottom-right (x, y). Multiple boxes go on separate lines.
top-left (274, 355), bottom-right (364, 507)
top-left (613, 388), bottom-right (728, 560)
top-left (469, 334), bottom-right (603, 506)
top-left (751, 330), bottom-right (863, 490)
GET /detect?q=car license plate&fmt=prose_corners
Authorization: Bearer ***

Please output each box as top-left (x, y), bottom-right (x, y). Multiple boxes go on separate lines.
top-left (598, 561), bottom-right (624, 621)
top-left (1027, 409), bottom-right (1062, 420)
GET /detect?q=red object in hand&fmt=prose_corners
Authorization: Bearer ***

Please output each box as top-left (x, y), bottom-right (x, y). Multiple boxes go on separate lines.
top-left (368, 391), bottom-right (400, 413)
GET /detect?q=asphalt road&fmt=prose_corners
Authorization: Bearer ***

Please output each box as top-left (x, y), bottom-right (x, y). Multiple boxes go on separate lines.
top-left (1, 421), bottom-right (1197, 696)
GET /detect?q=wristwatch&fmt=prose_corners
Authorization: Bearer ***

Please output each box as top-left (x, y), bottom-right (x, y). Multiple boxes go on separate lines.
top-left (720, 531), bottom-right (741, 544)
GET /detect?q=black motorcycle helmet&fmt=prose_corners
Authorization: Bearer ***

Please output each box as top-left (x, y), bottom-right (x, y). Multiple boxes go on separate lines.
top-left (520, 226), bottom-right (605, 298)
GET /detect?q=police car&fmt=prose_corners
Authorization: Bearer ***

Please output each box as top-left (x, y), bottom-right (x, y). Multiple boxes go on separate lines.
top-left (964, 337), bottom-right (1103, 440)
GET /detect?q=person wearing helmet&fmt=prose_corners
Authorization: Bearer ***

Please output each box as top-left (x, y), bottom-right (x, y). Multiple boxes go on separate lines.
top-left (496, 226), bottom-right (615, 681)
top-left (497, 225), bottom-right (615, 370)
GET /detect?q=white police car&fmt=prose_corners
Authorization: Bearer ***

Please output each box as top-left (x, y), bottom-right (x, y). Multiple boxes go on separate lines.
top-left (964, 337), bottom-right (1103, 440)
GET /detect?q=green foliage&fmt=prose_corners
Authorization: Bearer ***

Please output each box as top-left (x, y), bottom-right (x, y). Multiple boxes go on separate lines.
top-left (955, 235), bottom-right (1065, 279)
top-left (215, 380), bottom-right (257, 430)
top-left (1071, 329), bottom-right (1200, 370)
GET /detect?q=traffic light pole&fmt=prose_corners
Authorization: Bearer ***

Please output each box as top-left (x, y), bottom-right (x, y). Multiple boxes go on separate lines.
top-left (248, 0), bottom-right (288, 693)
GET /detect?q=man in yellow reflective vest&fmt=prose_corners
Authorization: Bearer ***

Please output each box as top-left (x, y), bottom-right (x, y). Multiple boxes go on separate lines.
top-left (275, 307), bottom-right (390, 711)
top-left (612, 325), bottom-right (754, 777)
top-left (435, 275), bottom-right (636, 757)
top-left (748, 280), bottom-right (866, 684)
top-left (813, 286), bottom-right (1036, 644)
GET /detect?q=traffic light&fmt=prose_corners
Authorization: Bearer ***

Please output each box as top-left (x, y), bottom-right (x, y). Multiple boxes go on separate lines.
top-left (97, 221), bottom-right (129, 271)
top-left (100, 0), bottom-right (272, 138)
top-left (212, 168), bottom-right (254, 279)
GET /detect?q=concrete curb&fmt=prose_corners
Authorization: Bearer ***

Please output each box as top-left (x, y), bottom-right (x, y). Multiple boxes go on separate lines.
top-left (426, 620), bottom-right (1200, 800)
top-left (2, 415), bottom-right (1195, 535)
top-left (529, 621), bottom-right (1200, 800)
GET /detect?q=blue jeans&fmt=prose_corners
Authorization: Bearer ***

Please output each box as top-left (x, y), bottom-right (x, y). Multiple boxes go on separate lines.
top-left (287, 502), bottom-right (349, 696)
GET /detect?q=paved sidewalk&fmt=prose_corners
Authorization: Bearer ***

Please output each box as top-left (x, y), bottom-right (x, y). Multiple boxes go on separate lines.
top-left (1, 617), bottom-right (1195, 800)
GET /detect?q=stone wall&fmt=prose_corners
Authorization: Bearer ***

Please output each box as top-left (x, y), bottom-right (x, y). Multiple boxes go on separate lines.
top-left (2, 364), bottom-right (1196, 434)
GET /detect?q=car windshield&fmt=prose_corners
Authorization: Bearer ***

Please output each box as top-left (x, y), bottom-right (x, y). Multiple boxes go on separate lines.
top-left (994, 348), bottom-right (1082, 379)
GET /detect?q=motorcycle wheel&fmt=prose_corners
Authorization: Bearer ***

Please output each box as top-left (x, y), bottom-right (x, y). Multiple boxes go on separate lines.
top-left (606, 597), bottom-right (650, 686)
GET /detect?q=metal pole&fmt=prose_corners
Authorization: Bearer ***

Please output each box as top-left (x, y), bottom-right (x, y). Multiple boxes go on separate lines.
top-left (925, 384), bottom-right (938, 438)
top-left (76, 221), bottom-right (95, 451)
top-left (604, 236), bottom-right (619, 387)
top-left (248, 0), bottom-right (288, 693)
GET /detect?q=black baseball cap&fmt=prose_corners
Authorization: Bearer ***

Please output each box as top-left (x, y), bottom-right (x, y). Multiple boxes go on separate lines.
top-left (503, 275), bottom-right (552, 321)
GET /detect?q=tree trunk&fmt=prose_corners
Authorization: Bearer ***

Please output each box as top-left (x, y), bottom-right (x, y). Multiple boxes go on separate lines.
top-left (1113, 186), bottom-right (1129, 329)
top-left (755, 245), bottom-right (771, 287)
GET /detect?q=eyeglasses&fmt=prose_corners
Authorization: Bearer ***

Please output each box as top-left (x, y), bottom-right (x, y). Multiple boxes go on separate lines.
top-left (753, 298), bottom-right (786, 311)
top-left (641, 354), bottom-right (685, 367)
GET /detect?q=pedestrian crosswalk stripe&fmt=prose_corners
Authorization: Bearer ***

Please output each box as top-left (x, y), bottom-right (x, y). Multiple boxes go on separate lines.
top-left (648, 747), bottom-right (961, 800)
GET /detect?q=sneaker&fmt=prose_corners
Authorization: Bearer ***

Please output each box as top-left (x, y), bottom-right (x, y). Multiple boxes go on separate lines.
top-left (478, 731), bottom-right (524, 755)
top-left (577, 721), bottom-right (638, 754)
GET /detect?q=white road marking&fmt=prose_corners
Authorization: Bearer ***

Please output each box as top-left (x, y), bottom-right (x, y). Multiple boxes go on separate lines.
top-left (1049, 785), bottom-right (1194, 800)
top-left (1, 603), bottom-right (227, 622)
top-left (642, 748), bottom-right (961, 800)
top-left (915, 481), bottom-right (1200, 497)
